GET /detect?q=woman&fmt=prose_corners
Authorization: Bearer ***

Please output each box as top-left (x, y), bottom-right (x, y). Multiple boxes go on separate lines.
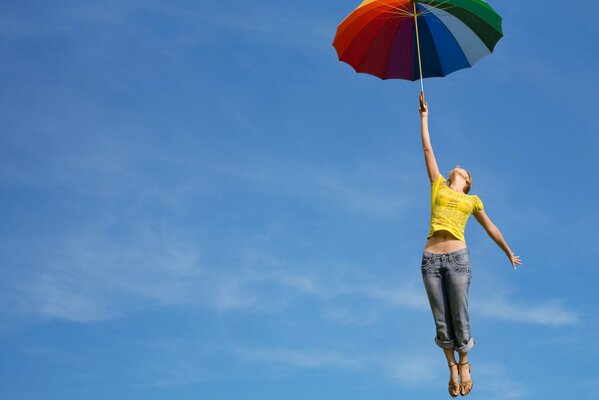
top-left (418, 92), bottom-right (522, 397)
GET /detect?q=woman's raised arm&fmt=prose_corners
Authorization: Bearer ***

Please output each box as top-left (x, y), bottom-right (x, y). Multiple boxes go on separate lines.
top-left (419, 92), bottom-right (441, 183)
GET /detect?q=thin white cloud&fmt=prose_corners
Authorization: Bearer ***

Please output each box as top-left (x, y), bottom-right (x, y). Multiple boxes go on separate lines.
top-left (226, 343), bottom-right (529, 399)
top-left (1, 134), bottom-right (579, 327)
top-left (2, 129), bottom-right (420, 221)
top-left (11, 220), bottom-right (203, 322)
top-left (388, 354), bottom-right (437, 385)
top-left (361, 283), bottom-right (429, 311)
top-left (231, 345), bottom-right (362, 370)
top-left (6, 221), bottom-right (580, 329)
top-left (321, 306), bottom-right (383, 326)
top-left (211, 277), bottom-right (260, 311)
top-left (243, 268), bottom-right (318, 294)
top-left (25, 273), bottom-right (115, 322)
top-left (474, 296), bottom-right (578, 326)
top-left (315, 175), bottom-right (412, 219)
top-left (248, 265), bottom-right (580, 328)
top-left (473, 361), bottom-right (533, 400)
top-left (202, 155), bottom-right (421, 220)
top-left (385, 355), bottom-right (530, 397)
top-left (229, 346), bottom-right (435, 387)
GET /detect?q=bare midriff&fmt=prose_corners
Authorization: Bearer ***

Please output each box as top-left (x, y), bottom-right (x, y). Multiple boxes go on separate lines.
top-left (424, 229), bottom-right (467, 254)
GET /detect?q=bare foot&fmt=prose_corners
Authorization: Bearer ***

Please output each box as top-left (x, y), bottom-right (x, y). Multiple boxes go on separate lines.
top-left (448, 362), bottom-right (459, 397)
top-left (459, 361), bottom-right (473, 396)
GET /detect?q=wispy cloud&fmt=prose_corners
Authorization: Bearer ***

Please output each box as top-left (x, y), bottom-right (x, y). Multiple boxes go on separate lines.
top-left (388, 354), bottom-right (437, 385)
top-left (228, 344), bottom-right (440, 388)
top-left (9, 220), bottom-right (203, 322)
top-left (226, 343), bottom-right (529, 398)
top-left (315, 175), bottom-right (412, 219)
top-left (202, 156), bottom-right (421, 220)
top-left (6, 226), bottom-right (579, 327)
top-left (474, 296), bottom-right (578, 326)
top-left (321, 306), bottom-right (384, 326)
top-left (0, 125), bottom-right (579, 328)
top-left (362, 282), bottom-right (429, 310)
top-left (473, 361), bottom-right (533, 400)
top-left (387, 355), bottom-right (530, 397)
top-left (230, 345), bottom-right (362, 370)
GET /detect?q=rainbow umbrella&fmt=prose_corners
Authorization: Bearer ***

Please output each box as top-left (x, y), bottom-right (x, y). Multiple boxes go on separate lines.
top-left (333, 0), bottom-right (503, 91)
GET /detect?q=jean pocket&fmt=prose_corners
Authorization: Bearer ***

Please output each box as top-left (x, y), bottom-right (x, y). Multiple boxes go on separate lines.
top-left (452, 253), bottom-right (470, 267)
top-left (450, 254), bottom-right (470, 274)
top-left (421, 256), bottom-right (434, 273)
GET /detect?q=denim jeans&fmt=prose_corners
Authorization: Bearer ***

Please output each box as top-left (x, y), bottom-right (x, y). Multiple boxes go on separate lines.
top-left (421, 247), bottom-right (475, 353)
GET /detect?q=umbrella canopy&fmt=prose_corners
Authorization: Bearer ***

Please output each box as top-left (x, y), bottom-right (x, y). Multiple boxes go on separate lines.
top-left (333, 0), bottom-right (503, 82)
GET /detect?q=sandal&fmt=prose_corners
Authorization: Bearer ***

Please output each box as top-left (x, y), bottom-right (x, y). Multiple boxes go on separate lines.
top-left (458, 361), bottom-right (473, 396)
top-left (447, 362), bottom-right (460, 398)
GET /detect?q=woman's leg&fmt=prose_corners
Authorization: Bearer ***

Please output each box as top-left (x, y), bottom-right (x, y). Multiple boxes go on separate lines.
top-left (444, 348), bottom-right (457, 364)
top-left (421, 254), bottom-right (456, 350)
top-left (458, 351), bottom-right (473, 395)
top-left (446, 250), bottom-right (474, 395)
top-left (446, 254), bottom-right (474, 353)
top-left (458, 351), bottom-right (469, 366)
top-left (423, 252), bottom-right (463, 395)
top-left (444, 349), bottom-right (460, 396)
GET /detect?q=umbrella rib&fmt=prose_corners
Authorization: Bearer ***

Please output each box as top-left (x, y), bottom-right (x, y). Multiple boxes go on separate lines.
top-left (379, 10), bottom-right (412, 19)
top-left (371, 0), bottom-right (414, 17)
top-left (418, 0), bottom-right (456, 16)
top-left (418, 5), bottom-right (455, 19)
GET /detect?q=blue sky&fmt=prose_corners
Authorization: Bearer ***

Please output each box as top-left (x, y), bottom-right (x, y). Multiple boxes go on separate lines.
top-left (1, 0), bottom-right (598, 399)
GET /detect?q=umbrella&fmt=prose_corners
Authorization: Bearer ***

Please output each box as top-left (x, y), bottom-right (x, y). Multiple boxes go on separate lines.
top-left (333, 0), bottom-right (503, 91)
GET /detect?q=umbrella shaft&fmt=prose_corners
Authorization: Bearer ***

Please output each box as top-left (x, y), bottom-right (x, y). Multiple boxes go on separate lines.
top-left (413, 1), bottom-right (424, 92)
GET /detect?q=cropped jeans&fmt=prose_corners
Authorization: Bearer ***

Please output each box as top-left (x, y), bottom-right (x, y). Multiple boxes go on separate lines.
top-left (421, 247), bottom-right (475, 353)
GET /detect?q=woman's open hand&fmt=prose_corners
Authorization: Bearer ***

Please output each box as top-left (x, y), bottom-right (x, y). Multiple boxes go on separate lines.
top-left (419, 91), bottom-right (428, 118)
top-left (507, 252), bottom-right (523, 271)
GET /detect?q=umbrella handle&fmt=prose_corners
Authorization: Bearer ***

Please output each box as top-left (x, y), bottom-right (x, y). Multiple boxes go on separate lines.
top-left (413, 1), bottom-right (424, 93)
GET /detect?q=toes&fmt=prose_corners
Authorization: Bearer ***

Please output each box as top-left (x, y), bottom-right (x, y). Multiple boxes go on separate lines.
top-left (461, 382), bottom-right (473, 396)
top-left (459, 382), bottom-right (472, 396)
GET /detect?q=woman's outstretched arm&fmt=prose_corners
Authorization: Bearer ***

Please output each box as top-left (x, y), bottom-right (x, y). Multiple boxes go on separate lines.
top-left (419, 92), bottom-right (441, 183)
top-left (473, 210), bottom-right (523, 270)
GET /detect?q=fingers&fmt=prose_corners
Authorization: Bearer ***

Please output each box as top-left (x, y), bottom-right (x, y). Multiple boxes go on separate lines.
top-left (511, 255), bottom-right (523, 270)
top-left (418, 93), bottom-right (428, 116)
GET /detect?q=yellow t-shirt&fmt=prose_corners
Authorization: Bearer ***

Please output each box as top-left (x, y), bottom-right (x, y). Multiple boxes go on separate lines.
top-left (427, 174), bottom-right (484, 242)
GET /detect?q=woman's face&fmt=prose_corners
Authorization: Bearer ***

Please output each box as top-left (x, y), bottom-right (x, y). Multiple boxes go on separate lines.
top-left (450, 165), bottom-right (470, 183)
